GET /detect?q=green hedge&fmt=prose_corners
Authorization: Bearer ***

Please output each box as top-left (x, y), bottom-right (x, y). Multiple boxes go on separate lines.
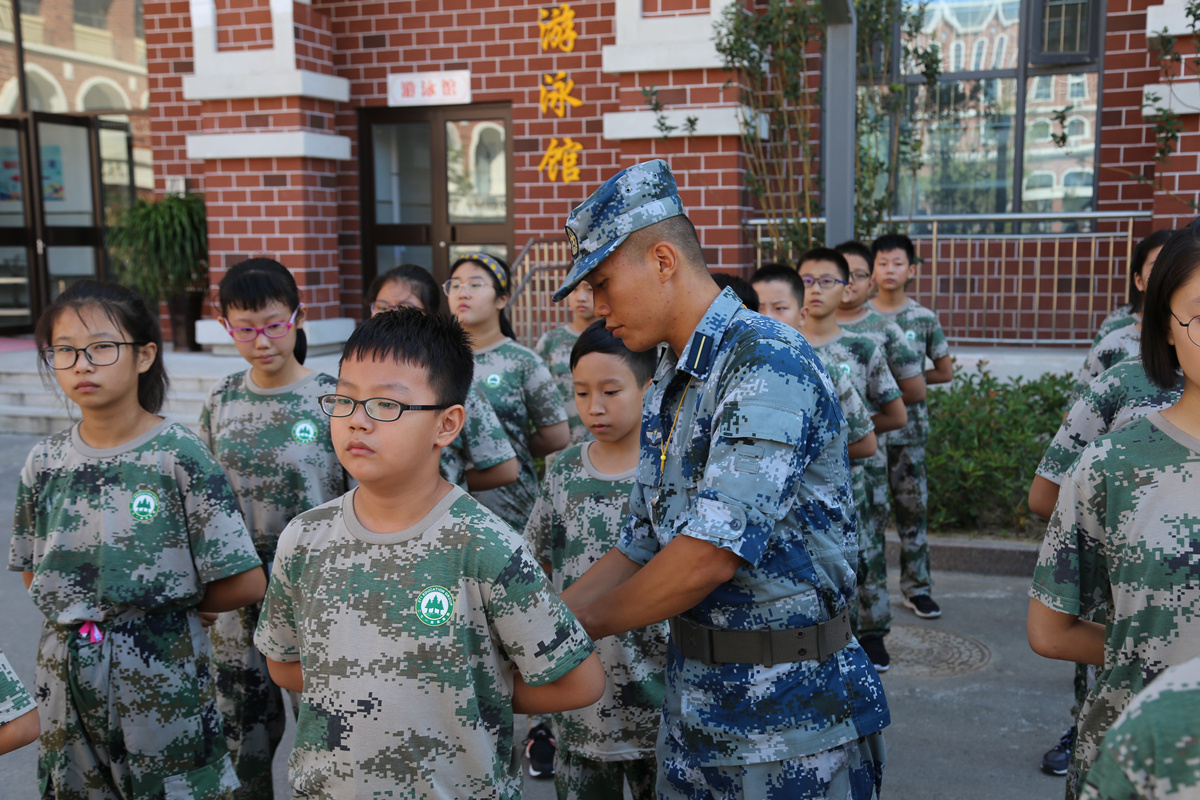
top-left (925, 363), bottom-right (1074, 536)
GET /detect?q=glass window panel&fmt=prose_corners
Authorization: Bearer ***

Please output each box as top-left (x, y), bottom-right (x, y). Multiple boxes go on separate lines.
top-left (0, 246), bottom-right (31, 325)
top-left (1022, 73), bottom-right (1096, 226)
top-left (0, 126), bottom-right (25, 229)
top-left (377, 245), bottom-right (432, 273)
top-left (46, 246), bottom-right (97, 298)
top-left (904, 0), bottom-right (1020, 77)
top-left (1043, 0), bottom-right (1088, 54)
top-left (895, 78), bottom-right (1018, 218)
top-left (445, 120), bottom-right (507, 224)
top-left (37, 122), bottom-right (93, 226)
top-left (373, 123), bottom-right (431, 225)
top-left (0, 2), bottom-right (20, 113)
top-left (99, 126), bottom-right (133, 224)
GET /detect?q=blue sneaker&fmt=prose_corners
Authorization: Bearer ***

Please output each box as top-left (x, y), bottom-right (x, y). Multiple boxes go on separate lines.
top-left (1041, 728), bottom-right (1074, 776)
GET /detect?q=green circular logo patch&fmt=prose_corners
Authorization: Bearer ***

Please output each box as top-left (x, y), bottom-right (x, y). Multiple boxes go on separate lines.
top-left (416, 586), bottom-right (454, 626)
top-left (838, 362), bottom-right (852, 377)
top-left (905, 330), bottom-right (917, 342)
top-left (130, 490), bottom-right (160, 522)
top-left (292, 419), bottom-right (318, 444)
top-left (485, 373), bottom-right (503, 388)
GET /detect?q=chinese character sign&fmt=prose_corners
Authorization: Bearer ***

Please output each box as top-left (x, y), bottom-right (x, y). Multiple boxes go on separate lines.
top-left (539, 71), bottom-right (582, 118)
top-left (538, 138), bottom-right (583, 184)
top-left (539, 4), bottom-right (578, 53)
top-left (535, 5), bottom-right (584, 184)
top-left (387, 71), bottom-right (472, 107)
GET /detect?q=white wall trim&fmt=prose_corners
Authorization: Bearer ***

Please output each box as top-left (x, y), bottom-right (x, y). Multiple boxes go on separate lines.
top-left (602, 106), bottom-right (764, 140)
top-left (186, 131), bottom-right (352, 160)
top-left (1147, 1), bottom-right (1194, 39)
top-left (1142, 80), bottom-right (1200, 115)
top-left (183, 69), bottom-right (349, 102)
top-left (602, 0), bottom-right (738, 73)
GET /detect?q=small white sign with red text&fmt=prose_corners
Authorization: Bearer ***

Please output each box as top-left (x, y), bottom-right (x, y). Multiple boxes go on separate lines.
top-left (388, 71), bottom-right (472, 107)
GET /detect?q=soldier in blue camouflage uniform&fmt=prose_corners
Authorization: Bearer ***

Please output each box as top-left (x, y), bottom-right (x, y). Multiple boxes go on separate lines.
top-left (1078, 655), bottom-right (1200, 800)
top-left (0, 645), bottom-right (39, 755)
top-left (554, 160), bottom-right (888, 800)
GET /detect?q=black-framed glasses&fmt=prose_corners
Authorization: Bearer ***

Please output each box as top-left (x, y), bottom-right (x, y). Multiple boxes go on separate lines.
top-left (442, 279), bottom-right (489, 296)
top-left (801, 275), bottom-right (848, 289)
top-left (849, 271), bottom-right (872, 283)
top-left (1171, 312), bottom-right (1200, 346)
top-left (318, 394), bottom-right (450, 422)
top-left (224, 306), bottom-right (301, 342)
top-left (41, 341), bottom-right (145, 370)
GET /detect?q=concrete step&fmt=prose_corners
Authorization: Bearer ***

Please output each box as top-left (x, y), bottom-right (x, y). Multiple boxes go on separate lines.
top-left (0, 386), bottom-right (208, 417)
top-left (0, 404), bottom-right (199, 436)
top-left (0, 366), bottom-right (218, 396)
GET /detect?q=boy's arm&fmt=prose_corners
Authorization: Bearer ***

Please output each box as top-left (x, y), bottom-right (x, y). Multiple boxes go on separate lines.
top-left (266, 657), bottom-right (303, 694)
top-left (530, 421), bottom-right (570, 457)
top-left (464, 457), bottom-right (519, 491)
top-left (0, 707), bottom-right (40, 756)
top-left (926, 355), bottom-right (953, 385)
top-left (1028, 475), bottom-right (1061, 521)
top-left (197, 566), bottom-right (267, 613)
top-left (848, 431), bottom-right (877, 461)
top-left (871, 396), bottom-right (908, 434)
top-left (1026, 598), bottom-right (1104, 666)
top-left (898, 374), bottom-right (927, 405)
top-left (512, 651), bottom-right (606, 715)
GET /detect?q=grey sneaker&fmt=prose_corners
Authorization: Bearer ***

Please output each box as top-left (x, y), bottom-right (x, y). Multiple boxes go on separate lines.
top-left (903, 594), bottom-right (942, 619)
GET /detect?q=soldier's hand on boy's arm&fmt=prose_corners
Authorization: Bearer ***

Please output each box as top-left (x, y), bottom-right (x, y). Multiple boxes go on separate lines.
top-left (266, 657), bottom-right (303, 694)
top-left (560, 547), bottom-right (643, 611)
top-left (871, 397), bottom-right (908, 435)
top-left (197, 566), bottom-right (267, 614)
top-left (1026, 598), bottom-right (1104, 667)
top-left (898, 374), bottom-right (927, 405)
top-left (198, 611), bottom-right (220, 630)
top-left (0, 707), bottom-right (40, 756)
top-left (926, 355), bottom-right (954, 385)
top-left (511, 652), bottom-right (606, 715)
top-left (570, 535), bottom-right (743, 641)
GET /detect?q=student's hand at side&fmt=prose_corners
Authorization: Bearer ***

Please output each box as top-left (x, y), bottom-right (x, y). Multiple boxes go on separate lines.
top-left (198, 611), bottom-right (220, 630)
top-left (530, 421), bottom-right (570, 458)
top-left (870, 397), bottom-right (908, 435)
top-left (1026, 598), bottom-right (1104, 666)
top-left (512, 652), bottom-right (606, 715)
top-left (847, 431), bottom-right (878, 461)
top-left (197, 566), bottom-right (267, 614)
top-left (1028, 475), bottom-right (1061, 521)
top-left (926, 355), bottom-right (954, 385)
top-left (465, 457), bottom-right (519, 491)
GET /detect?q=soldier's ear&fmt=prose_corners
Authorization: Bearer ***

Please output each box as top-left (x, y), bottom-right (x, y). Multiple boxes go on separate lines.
top-left (652, 240), bottom-right (679, 286)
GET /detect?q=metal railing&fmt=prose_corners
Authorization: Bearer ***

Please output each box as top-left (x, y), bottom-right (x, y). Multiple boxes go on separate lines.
top-left (508, 238), bottom-right (574, 347)
top-left (748, 211), bottom-right (1154, 346)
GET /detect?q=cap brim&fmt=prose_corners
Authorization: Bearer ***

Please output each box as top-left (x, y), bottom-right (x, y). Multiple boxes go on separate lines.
top-left (552, 232), bottom-right (629, 302)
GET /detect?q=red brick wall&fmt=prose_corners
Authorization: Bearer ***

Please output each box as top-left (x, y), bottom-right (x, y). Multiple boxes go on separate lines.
top-left (216, 0), bottom-right (274, 52)
top-left (295, 3), bottom-right (334, 76)
top-left (147, 1), bottom-right (204, 194)
top-left (643, 0), bottom-right (710, 15)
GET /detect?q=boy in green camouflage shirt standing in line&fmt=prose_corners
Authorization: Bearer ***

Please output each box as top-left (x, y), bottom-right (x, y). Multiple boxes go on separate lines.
top-left (525, 320), bottom-right (666, 800)
top-left (869, 234), bottom-right (953, 621)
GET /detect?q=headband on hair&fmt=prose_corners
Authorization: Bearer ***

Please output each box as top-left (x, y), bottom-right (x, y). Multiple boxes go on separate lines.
top-left (462, 252), bottom-right (508, 292)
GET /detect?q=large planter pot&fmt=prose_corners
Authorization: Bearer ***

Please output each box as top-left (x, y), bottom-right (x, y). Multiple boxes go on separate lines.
top-left (167, 291), bottom-right (204, 352)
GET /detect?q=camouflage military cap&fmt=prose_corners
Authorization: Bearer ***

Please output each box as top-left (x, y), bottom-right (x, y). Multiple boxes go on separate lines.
top-left (553, 158), bottom-right (686, 302)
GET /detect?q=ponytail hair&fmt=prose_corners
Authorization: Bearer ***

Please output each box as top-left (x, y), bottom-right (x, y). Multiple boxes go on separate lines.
top-left (450, 252), bottom-right (515, 339)
top-left (218, 257), bottom-right (307, 365)
top-left (35, 280), bottom-right (169, 414)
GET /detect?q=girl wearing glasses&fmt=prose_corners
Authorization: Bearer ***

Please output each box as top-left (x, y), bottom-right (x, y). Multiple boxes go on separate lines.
top-left (11, 280), bottom-right (265, 798)
top-left (446, 253), bottom-right (569, 532)
top-left (1028, 221), bottom-right (1200, 798)
top-left (201, 258), bottom-right (347, 798)
top-left (366, 265), bottom-right (518, 492)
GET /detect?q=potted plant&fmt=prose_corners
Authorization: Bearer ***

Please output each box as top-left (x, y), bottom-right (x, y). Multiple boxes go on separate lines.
top-left (106, 192), bottom-right (208, 351)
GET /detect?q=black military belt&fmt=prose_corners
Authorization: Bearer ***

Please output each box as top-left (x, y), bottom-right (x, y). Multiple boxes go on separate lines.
top-left (669, 609), bottom-right (853, 667)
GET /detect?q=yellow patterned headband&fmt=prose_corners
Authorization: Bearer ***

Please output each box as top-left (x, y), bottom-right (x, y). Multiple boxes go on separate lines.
top-left (461, 252), bottom-right (508, 292)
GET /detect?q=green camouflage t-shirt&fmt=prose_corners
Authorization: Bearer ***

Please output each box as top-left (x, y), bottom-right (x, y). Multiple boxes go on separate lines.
top-left (524, 442), bottom-right (666, 760)
top-left (535, 325), bottom-right (591, 445)
top-left (1073, 325), bottom-right (1142, 402)
top-left (255, 486), bottom-right (595, 799)
top-left (471, 338), bottom-right (569, 531)
top-left (871, 298), bottom-right (950, 445)
top-left (1092, 305), bottom-right (1136, 347)
top-left (1037, 358), bottom-right (1181, 485)
top-left (1079, 655), bottom-right (1200, 800)
top-left (811, 330), bottom-right (902, 416)
top-left (0, 647), bottom-right (34, 726)
top-left (840, 308), bottom-right (925, 383)
top-left (830, 367), bottom-right (874, 446)
top-left (1031, 412), bottom-right (1200, 787)
top-left (200, 369), bottom-right (347, 561)
top-left (441, 384), bottom-right (517, 489)
top-left (9, 420), bottom-right (262, 623)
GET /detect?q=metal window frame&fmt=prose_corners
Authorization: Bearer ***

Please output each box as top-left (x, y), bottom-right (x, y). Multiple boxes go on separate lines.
top-left (1029, 0), bottom-right (1101, 65)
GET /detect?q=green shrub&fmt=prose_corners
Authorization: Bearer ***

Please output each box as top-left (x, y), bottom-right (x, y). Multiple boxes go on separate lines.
top-left (925, 362), bottom-right (1074, 537)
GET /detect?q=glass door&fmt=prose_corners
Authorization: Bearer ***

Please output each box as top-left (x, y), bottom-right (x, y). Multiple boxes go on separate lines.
top-left (0, 119), bottom-right (33, 330)
top-left (359, 103), bottom-right (513, 304)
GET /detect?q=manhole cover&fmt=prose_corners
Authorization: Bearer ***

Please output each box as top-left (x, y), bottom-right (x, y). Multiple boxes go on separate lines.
top-left (885, 624), bottom-right (991, 677)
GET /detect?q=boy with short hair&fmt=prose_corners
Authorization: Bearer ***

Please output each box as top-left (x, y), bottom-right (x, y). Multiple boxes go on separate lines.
top-left (525, 320), bottom-right (666, 800)
top-left (537, 282), bottom-right (598, 444)
top-left (869, 233), bottom-right (953, 621)
top-left (254, 308), bottom-right (605, 799)
top-left (752, 254), bottom-right (901, 671)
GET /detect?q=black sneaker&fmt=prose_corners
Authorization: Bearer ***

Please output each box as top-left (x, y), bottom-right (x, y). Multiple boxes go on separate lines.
top-left (861, 636), bottom-right (890, 673)
top-left (524, 723), bottom-right (556, 779)
top-left (1041, 727), bottom-right (1075, 776)
top-left (903, 594), bottom-right (942, 619)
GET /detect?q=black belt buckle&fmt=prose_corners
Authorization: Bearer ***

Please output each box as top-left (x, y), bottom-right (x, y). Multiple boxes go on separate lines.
top-left (673, 617), bottom-right (716, 666)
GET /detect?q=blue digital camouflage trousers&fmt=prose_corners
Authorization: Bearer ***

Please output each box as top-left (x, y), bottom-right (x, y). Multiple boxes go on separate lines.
top-left (659, 732), bottom-right (886, 800)
top-left (885, 443), bottom-right (932, 599)
top-left (554, 749), bottom-right (656, 800)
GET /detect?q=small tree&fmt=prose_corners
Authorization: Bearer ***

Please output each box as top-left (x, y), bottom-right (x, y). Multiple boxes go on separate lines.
top-left (106, 193), bottom-right (208, 301)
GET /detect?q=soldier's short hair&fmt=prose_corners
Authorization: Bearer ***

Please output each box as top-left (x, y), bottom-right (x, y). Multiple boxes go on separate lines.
top-left (750, 263), bottom-right (806, 306)
top-left (624, 215), bottom-right (706, 272)
top-left (834, 240), bottom-right (873, 268)
top-left (570, 319), bottom-right (657, 386)
top-left (798, 247), bottom-right (851, 282)
top-left (1143, 221), bottom-right (1200, 389)
top-left (340, 307), bottom-right (473, 406)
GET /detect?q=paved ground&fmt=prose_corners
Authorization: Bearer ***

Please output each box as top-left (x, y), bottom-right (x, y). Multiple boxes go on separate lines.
top-left (0, 431), bottom-right (1075, 798)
